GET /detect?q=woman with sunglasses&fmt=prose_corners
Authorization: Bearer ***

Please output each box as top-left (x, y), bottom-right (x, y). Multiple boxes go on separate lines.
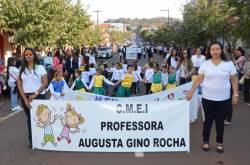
top-left (17, 48), bottom-right (48, 148)
top-left (179, 48), bottom-right (194, 85)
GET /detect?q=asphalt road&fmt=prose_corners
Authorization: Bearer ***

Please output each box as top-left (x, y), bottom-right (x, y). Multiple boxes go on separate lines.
top-left (0, 53), bottom-right (249, 165)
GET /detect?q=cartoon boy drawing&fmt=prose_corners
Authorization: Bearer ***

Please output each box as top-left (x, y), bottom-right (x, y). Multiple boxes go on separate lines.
top-left (36, 104), bottom-right (58, 147)
top-left (57, 103), bottom-right (85, 144)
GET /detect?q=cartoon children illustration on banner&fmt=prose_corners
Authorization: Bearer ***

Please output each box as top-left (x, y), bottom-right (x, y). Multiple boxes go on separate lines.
top-left (57, 103), bottom-right (85, 144)
top-left (36, 104), bottom-right (58, 147)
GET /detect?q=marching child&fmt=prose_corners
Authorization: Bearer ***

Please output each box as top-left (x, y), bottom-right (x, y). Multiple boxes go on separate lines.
top-left (48, 70), bottom-right (69, 100)
top-left (88, 68), bottom-right (114, 95)
top-left (166, 66), bottom-right (177, 90)
top-left (161, 65), bottom-right (168, 90)
top-left (132, 64), bottom-right (142, 95)
top-left (116, 65), bottom-right (134, 97)
top-left (150, 63), bottom-right (163, 93)
top-left (70, 69), bottom-right (89, 92)
top-left (111, 63), bottom-right (123, 96)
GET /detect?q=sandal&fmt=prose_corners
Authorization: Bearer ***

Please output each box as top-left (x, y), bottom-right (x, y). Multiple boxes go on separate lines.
top-left (202, 143), bottom-right (210, 152)
top-left (217, 144), bottom-right (224, 153)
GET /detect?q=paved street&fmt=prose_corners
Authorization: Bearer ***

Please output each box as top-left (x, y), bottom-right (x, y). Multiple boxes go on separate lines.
top-left (0, 54), bottom-right (250, 165)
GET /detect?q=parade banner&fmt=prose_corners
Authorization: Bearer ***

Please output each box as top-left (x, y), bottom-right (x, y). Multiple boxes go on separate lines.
top-left (31, 100), bottom-right (190, 152)
top-left (62, 82), bottom-right (199, 122)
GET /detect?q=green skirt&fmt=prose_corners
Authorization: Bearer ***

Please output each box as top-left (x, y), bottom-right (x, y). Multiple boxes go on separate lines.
top-left (92, 87), bottom-right (105, 95)
top-left (117, 86), bottom-right (131, 97)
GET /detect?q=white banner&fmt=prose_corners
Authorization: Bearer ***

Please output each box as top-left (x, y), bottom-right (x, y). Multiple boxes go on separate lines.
top-left (62, 82), bottom-right (199, 122)
top-left (31, 100), bottom-right (190, 152)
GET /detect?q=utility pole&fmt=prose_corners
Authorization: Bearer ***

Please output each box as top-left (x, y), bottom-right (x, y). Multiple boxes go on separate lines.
top-left (160, 9), bottom-right (170, 26)
top-left (93, 10), bottom-right (102, 26)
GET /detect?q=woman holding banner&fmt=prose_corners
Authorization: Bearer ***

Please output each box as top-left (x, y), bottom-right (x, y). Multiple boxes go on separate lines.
top-left (17, 48), bottom-right (48, 148)
top-left (186, 42), bottom-right (238, 153)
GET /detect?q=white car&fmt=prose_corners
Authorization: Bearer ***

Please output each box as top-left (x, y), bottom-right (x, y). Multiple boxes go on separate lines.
top-left (97, 47), bottom-right (112, 59)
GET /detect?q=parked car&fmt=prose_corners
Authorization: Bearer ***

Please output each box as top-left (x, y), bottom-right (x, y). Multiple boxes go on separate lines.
top-left (97, 47), bottom-right (112, 59)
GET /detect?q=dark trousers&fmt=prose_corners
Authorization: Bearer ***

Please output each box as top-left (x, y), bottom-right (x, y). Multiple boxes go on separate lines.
top-left (146, 83), bottom-right (152, 95)
top-left (112, 80), bottom-right (119, 96)
top-left (244, 79), bottom-right (250, 103)
top-left (202, 98), bottom-right (230, 144)
top-left (180, 77), bottom-right (191, 85)
top-left (21, 94), bottom-right (46, 145)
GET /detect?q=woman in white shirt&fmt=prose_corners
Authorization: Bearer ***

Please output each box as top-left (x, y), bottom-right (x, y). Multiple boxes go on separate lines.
top-left (7, 58), bottom-right (20, 111)
top-left (17, 48), bottom-right (48, 147)
top-left (186, 42), bottom-right (238, 153)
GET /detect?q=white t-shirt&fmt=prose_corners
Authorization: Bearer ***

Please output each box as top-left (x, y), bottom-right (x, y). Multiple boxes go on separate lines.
top-left (145, 68), bottom-right (154, 83)
top-left (191, 55), bottom-right (205, 68)
top-left (198, 60), bottom-right (237, 101)
top-left (8, 66), bottom-right (19, 83)
top-left (133, 71), bottom-right (142, 82)
top-left (111, 68), bottom-right (123, 81)
top-left (81, 71), bottom-right (91, 83)
top-left (89, 55), bottom-right (96, 66)
top-left (20, 65), bottom-right (47, 94)
top-left (89, 68), bottom-right (96, 76)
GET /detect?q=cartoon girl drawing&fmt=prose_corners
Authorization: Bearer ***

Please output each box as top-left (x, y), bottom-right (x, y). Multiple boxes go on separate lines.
top-left (57, 103), bottom-right (85, 144)
top-left (36, 104), bottom-right (58, 147)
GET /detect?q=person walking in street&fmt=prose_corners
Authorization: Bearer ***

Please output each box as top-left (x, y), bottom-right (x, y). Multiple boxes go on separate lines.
top-left (179, 48), bottom-right (194, 85)
top-left (7, 58), bottom-right (21, 111)
top-left (144, 63), bottom-right (154, 94)
top-left (116, 65), bottom-right (134, 97)
top-left (65, 49), bottom-right (79, 85)
top-left (186, 42), bottom-right (238, 153)
top-left (243, 55), bottom-right (250, 105)
top-left (17, 48), bottom-right (48, 148)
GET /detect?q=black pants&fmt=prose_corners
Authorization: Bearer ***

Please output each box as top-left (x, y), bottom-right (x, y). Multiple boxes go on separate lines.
top-left (244, 79), bottom-right (250, 103)
top-left (131, 82), bottom-right (137, 95)
top-left (21, 94), bottom-right (46, 145)
top-left (202, 98), bottom-right (230, 144)
top-left (112, 80), bottom-right (119, 96)
top-left (146, 83), bottom-right (152, 95)
top-left (180, 77), bottom-right (191, 85)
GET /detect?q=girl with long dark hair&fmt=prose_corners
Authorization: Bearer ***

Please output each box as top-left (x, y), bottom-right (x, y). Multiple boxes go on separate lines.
top-left (17, 48), bottom-right (48, 147)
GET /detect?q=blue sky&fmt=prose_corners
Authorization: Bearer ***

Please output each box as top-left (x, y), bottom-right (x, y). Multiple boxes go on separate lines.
top-left (81, 0), bottom-right (189, 23)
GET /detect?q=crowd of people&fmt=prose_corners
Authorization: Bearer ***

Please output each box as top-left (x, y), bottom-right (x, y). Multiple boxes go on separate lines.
top-left (0, 41), bottom-right (250, 152)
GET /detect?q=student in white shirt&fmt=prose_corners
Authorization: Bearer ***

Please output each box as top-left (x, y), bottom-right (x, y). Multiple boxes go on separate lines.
top-left (111, 63), bottom-right (123, 96)
top-left (166, 48), bottom-right (179, 69)
top-left (186, 42), bottom-right (238, 153)
top-left (144, 63), bottom-right (154, 94)
top-left (7, 58), bottom-right (21, 111)
top-left (161, 65), bottom-right (168, 89)
top-left (191, 48), bottom-right (206, 69)
top-left (17, 48), bottom-right (48, 147)
top-left (132, 64), bottom-right (143, 95)
top-left (81, 64), bottom-right (91, 86)
top-left (89, 63), bottom-right (96, 76)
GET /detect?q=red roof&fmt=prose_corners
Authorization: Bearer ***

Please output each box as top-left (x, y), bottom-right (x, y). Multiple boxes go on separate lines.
top-left (98, 23), bottom-right (113, 28)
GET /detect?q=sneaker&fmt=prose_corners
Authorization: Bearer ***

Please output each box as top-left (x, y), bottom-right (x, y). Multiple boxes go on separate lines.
top-left (11, 107), bottom-right (19, 111)
top-left (245, 103), bottom-right (250, 106)
top-left (224, 120), bottom-right (232, 125)
top-left (12, 106), bottom-right (22, 111)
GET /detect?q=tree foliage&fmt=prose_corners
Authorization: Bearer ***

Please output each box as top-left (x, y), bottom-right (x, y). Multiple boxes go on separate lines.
top-left (140, 0), bottom-right (250, 48)
top-left (109, 30), bottom-right (130, 45)
top-left (0, 0), bottom-right (100, 47)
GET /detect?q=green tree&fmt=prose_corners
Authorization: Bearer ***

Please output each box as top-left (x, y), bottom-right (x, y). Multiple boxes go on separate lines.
top-left (110, 30), bottom-right (130, 45)
top-left (0, 0), bottom-right (98, 48)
